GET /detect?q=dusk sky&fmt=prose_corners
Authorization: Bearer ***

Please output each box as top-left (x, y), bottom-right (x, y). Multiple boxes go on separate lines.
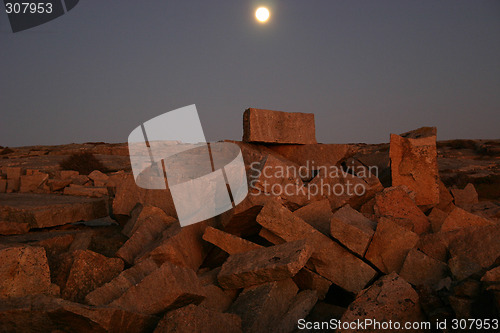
top-left (1, 1), bottom-right (499, 147)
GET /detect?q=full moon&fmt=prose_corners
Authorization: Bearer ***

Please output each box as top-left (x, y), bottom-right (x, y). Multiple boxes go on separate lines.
top-left (255, 7), bottom-right (270, 23)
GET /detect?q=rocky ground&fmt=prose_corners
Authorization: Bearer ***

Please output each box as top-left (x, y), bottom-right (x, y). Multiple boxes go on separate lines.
top-left (0, 108), bottom-right (499, 332)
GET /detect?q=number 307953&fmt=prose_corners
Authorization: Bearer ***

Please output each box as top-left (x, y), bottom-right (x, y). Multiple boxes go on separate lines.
top-left (5, 2), bottom-right (53, 14)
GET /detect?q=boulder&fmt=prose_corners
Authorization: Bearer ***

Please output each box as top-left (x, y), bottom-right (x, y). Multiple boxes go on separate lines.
top-left (440, 206), bottom-right (493, 232)
top-left (365, 217), bottom-right (420, 274)
top-left (307, 169), bottom-right (383, 211)
top-left (292, 268), bottom-right (331, 300)
top-left (248, 154), bottom-right (308, 210)
top-left (330, 204), bottom-right (376, 256)
top-left (6, 178), bottom-right (20, 192)
top-left (3, 167), bottom-right (22, 179)
top-left (243, 108), bottom-right (316, 144)
top-left (448, 296), bottom-right (474, 319)
top-left (451, 183), bottom-right (479, 211)
top-left (0, 193), bottom-right (108, 229)
top-left (447, 224), bottom-right (500, 280)
top-left (59, 170), bottom-right (79, 179)
top-left (272, 290), bottom-right (318, 333)
top-left (471, 201), bottom-right (500, 223)
top-left (436, 179), bottom-right (454, 212)
top-left (0, 294), bottom-right (158, 333)
top-left (60, 250), bottom-right (124, 303)
top-left (374, 186), bottom-right (430, 234)
top-left (63, 185), bottom-right (108, 198)
top-left (134, 222), bottom-right (208, 271)
top-left (47, 179), bottom-right (72, 191)
top-left (88, 170), bottom-right (109, 185)
top-left (427, 207), bottom-right (448, 233)
top-left (19, 173), bottom-right (49, 193)
top-left (0, 220), bottom-right (29, 235)
top-left (112, 174), bottom-right (177, 218)
top-left (218, 239), bottom-right (313, 289)
top-left (259, 227), bottom-right (286, 245)
top-left (154, 304), bottom-right (242, 333)
top-left (267, 144), bottom-right (355, 177)
top-left (256, 200), bottom-right (376, 293)
top-left (339, 273), bottom-right (425, 333)
top-left (416, 232), bottom-right (453, 263)
top-left (198, 284), bottom-right (236, 312)
top-left (116, 209), bottom-right (177, 264)
top-left (202, 226), bottom-right (262, 254)
top-left (228, 279), bottom-right (298, 333)
top-left (399, 248), bottom-right (448, 287)
top-left (0, 244), bottom-right (54, 298)
top-left (293, 199), bottom-right (333, 236)
top-left (85, 258), bottom-right (159, 306)
top-left (109, 262), bottom-right (205, 315)
top-left (481, 266), bottom-right (500, 283)
top-left (390, 127), bottom-right (439, 206)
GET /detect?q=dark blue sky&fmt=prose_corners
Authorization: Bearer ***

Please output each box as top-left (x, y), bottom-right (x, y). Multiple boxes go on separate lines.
top-left (1, 1), bottom-right (499, 147)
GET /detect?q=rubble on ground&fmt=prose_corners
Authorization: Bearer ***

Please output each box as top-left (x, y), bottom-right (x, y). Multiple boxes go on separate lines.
top-left (0, 108), bottom-right (498, 332)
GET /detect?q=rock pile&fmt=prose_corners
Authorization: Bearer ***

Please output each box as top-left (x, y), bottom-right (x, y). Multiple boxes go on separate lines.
top-left (0, 108), bottom-right (499, 332)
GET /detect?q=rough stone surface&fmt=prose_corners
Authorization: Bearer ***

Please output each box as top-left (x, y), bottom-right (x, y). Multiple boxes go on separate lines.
top-left (374, 186), bottom-right (430, 234)
top-left (292, 268), bottom-right (331, 300)
top-left (3, 167), bottom-right (22, 179)
top-left (330, 204), bottom-right (376, 256)
top-left (88, 170), bottom-right (109, 183)
top-left (307, 169), bottom-right (383, 211)
top-left (0, 193), bottom-right (108, 229)
top-left (6, 178), bottom-right (20, 192)
top-left (0, 244), bottom-right (53, 298)
top-left (440, 206), bottom-right (493, 232)
top-left (85, 258), bottom-right (159, 306)
top-left (243, 108), bottom-right (316, 144)
top-left (112, 174), bottom-right (177, 218)
top-left (272, 290), bottom-right (318, 333)
top-left (390, 127), bottom-right (439, 206)
top-left (436, 179), bottom-right (454, 210)
top-left (448, 224), bottom-right (500, 279)
top-left (268, 144), bottom-right (355, 176)
top-left (19, 173), bottom-right (49, 193)
top-left (427, 207), bottom-right (449, 233)
top-left (135, 222), bottom-right (208, 271)
top-left (0, 294), bottom-right (158, 333)
top-left (154, 304), bottom-right (242, 333)
top-left (248, 154), bottom-right (308, 210)
top-left (259, 227), bottom-right (286, 245)
top-left (110, 262), bottom-right (206, 315)
top-left (218, 239), bottom-right (313, 289)
top-left (293, 199), bottom-right (333, 236)
top-left (339, 273), bottom-right (425, 333)
top-left (60, 250), bottom-right (124, 303)
top-left (228, 279), bottom-right (298, 333)
top-left (399, 248), bottom-right (448, 287)
top-left (481, 266), bottom-right (500, 283)
top-left (63, 185), bottom-right (108, 198)
top-left (0, 220), bottom-right (29, 235)
top-left (199, 284), bottom-right (236, 312)
top-left (202, 226), bottom-right (262, 255)
top-left (47, 178), bottom-right (72, 191)
top-left (451, 183), bottom-right (479, 211)
top-left (256, 200), bottom-right (376, 293)
top-left (116, 210), bottom-right (177, 264)
top-left (365, 217), bottom-right (420, 274)
top-left (416, 232), bottom-right (452, 263)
